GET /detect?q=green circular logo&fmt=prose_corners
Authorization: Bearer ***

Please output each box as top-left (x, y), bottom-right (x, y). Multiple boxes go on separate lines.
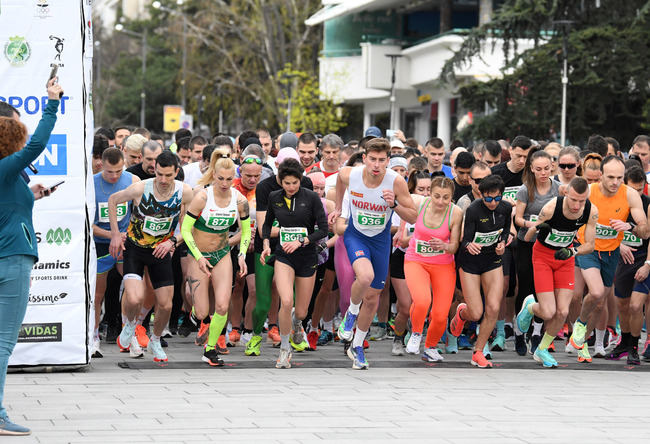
top-left (5, 36), bottom-right (31, 67)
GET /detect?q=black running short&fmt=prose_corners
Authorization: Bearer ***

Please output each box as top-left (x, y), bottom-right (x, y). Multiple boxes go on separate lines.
top-left (458, 250), bottom-right (503, 276)
top-left (123, 239), bottom-right (174, 289)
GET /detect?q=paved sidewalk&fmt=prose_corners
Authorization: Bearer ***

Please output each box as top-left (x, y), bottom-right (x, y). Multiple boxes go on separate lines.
top-left (3, 335), bottom-right (649, 443)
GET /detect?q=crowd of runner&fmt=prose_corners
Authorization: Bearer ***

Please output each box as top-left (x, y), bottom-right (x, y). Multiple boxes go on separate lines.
top-left (91, 125), bottom-right (650, 369)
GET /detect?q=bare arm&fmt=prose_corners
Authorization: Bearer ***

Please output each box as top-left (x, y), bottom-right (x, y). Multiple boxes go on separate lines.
top-left (107, 181), bottom-right (145, 257)
top-left (514, 198), bottom-right (528, 230)
top-left (391, 176), bottom-right (417, 224)
top-left (445, 206), bottom-right (464, 255)
top-left (523, 199), bottom-right (556, 242)
top-left (577, 204), bottom-right (598, 256)
top-left (628, 188), bottom-right (649, 239)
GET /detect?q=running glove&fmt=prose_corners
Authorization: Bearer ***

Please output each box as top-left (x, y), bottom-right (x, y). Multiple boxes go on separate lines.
top-left (554, 247), bottom-right (577, 260)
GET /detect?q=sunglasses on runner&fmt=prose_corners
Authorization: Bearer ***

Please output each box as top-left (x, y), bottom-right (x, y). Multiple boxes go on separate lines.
top-left (242, 157), bottom-right (263, 165)
top-left (483, 195), bottom-right (502, 203)
top-left (558, 163), bottom-right (577, 169)
top-left (470, 176), bottom-right (483, 184)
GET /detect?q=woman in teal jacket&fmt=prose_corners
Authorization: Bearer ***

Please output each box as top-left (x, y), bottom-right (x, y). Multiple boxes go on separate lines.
top-left (0, 79), bottom-right (63, 436)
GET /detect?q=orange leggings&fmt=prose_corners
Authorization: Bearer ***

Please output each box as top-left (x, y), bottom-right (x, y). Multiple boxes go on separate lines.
top-left (404, 260), bottom-right (456, 348)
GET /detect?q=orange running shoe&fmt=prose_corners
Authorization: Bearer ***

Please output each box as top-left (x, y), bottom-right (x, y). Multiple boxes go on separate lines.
top-left (228, 328), bottom-right (241, 347)
top-left (548, 342), bottom-right (555, 353)
top-left (449, 303), bottom-right (467, 337)
top-left (267, 325), bottom-right (281, 346)
top-left (471, 350), bottom-right (492, 368)
top-left (135, 325), bottom-right (149, 348)
top-left (217, 334), bottom-right (229, 354)
top-left (196, 322), bottom-right (210, 346)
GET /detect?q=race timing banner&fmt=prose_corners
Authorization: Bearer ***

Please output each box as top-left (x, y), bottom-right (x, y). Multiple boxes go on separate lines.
top-left (1, 0), bottom-right (96, 367)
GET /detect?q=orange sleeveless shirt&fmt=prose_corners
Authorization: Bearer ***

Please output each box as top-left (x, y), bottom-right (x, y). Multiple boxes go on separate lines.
top-left (577, 183), bottom-right (629, 251)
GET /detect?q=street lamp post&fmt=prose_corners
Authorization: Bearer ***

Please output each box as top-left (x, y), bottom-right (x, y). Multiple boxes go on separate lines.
top-left (152, 0), bottom-right (187, 112)
top-left (386, 54), bottom-right (403, 132)
top-left (115, 24), bottom-right (147, 128)
top-left (554, 20), bottom-right (573, 147)
top-left (281, 73), bottom-right (297, 133)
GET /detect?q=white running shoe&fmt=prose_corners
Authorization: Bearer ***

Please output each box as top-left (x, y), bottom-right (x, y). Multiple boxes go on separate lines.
top-left (276, 347), bottom-right (292, 369)
top-left (239, 331), bottom-right (253, 347)
top-left (405, 333), bottom-right (422, 354)
top-left (421, 347), bottom-right (444, 362)
top-left (565, 341), bottom-right (578, 354)
top-left (593, 343), bottom-right (606, 358)
top-left (161, 326), bottom-right (173, 338)
top-left (91, 338), bottom-right (103, 358)
top-left (391, 336), bottom-right (405, 356)
top-left (129, 336), bottom-right (144, 358)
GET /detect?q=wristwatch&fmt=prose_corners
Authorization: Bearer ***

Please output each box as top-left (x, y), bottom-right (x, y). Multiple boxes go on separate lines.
top-left (168, 235), bottom-right (177, 247)
top-left (645, 260), bottom-right (650, 268)
top-left (238, 252), bottom-right (246, 258)
top-left (390, 200), bottom-right (398, 209)
top-left (298, 236), bottom-right (305, 247)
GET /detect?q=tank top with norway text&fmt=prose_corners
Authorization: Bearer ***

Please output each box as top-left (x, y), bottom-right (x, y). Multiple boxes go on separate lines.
top-left (347, 166), bottom-right (399, 237)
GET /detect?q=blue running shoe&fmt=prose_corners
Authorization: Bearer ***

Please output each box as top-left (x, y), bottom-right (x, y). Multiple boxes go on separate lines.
top-left (0, 416), bottom-right (30, 436)
top-left (338, 310), bottom-right (357, 342)
top-left (516, 294), bottom-right (535, 334)
top-left (458, 334), bottom-right (472, 350)
top-left (445, 333), bottom-right (458, 354)
top-left (347, 345), bottom-right (369, 370)
top-left (317, 330), bottom-right (334, 346)
top-left (533, 347), bottom-right (558, 368)
top-left (482, 343), bottom-right (492, 360)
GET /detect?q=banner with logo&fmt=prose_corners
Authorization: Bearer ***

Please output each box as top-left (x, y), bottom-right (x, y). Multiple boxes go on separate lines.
top-left (1, 0), bottom-right (95, 367)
